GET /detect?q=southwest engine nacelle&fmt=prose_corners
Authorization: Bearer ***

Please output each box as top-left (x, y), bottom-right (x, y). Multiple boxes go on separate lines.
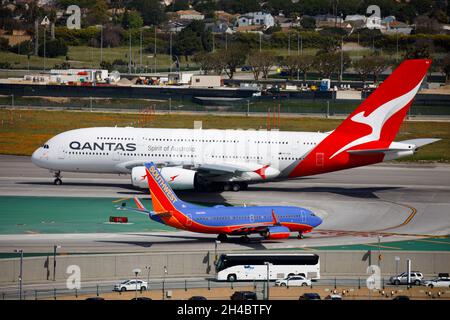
top-left (131, 166), bottom-right (197, 190)
top-left (264, 226), bottom-right (290, 240)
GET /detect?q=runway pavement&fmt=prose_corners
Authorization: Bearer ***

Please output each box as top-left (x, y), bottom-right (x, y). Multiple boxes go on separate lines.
top-left (0, 155), bottom-right (449, 253)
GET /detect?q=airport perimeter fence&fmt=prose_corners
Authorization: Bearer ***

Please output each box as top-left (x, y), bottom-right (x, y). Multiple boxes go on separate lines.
top-left (0, 277), bottom-right (439, 300)
top-left (1, 95), bottom-right (449, 117)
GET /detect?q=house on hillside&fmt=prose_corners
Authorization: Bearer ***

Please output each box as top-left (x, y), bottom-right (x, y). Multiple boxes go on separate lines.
top-left (175, 10), bottom-right (205, 21)
top-left (236, 12), bottom-right (275, 29)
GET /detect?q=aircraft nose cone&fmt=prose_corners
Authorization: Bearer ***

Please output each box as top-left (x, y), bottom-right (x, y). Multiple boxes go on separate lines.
top-left (31, 148), bottom-right (46, 168)
top-left (314, 215), bottom-right (323, 227)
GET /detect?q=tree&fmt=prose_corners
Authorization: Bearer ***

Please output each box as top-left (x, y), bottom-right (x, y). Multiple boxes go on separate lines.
top-left (218, 0), bottom-right (260, 14)
top-left (368, 55), bottom-right (390, 84)
top-left (102, 25), bottom-right (123, 47)
top-left (440, 54), bottom-right (450, 84)
top-left (247, 51), bottom-right (276, 80)
top-left (86, 0), bottom-right (109, 26)
top-left (38, 38), bottom-right (68, 58)
top-left (130, 0), bottom-right (167, 26)
top-left (297, 55), bottom-right (314, 82)
top-left (353, 57), bottom-right (373, 86)
top-left (122, 10), bottom-right (143, 29)
top-left (219, 44), bottom-right (247, 79)
top-left (301, 16), bottom-right (316, 30)
top-left (405, 38), bottom-right (434, 59)
top-left (174, 28), bottom-right (203, 61)
top-left (192, 52), bottom-right (215, 74)
top-left (314, 52), bottom-right (341, 79)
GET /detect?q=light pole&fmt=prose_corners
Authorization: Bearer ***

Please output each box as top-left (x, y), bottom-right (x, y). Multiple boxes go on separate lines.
top-left (169, 31), bottom-right (173, 73)
top-left (154, 26), bottom-right (157, 74)
top-left (95, 24), bottom-right (103, 64)
top-left (53, 244), bottom-right (61, 281)
top-left (128, 28), bottom-right (132, 74)
top-left (14, 249), bottom-right (23, 300)
top-left (264, 262), bottom-right (270, 300)
top-left (163, 266), bottom-right (168, 300)
top-left (214, 240), bottom-right (220, 265)
top-left (145, 266), bottom-right (151, 289)
top-left (395, 256), bottom-right (400, 275)
top-left (340, 36), bottom-right (344, 83)
top-left (133, 268), bottom-right (141, 299)
top-left (41, 17), bottom-right (50, 72)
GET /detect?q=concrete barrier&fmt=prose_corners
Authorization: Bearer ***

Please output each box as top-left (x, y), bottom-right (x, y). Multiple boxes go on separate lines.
top-left (0, 250), bottom-right (448, 285)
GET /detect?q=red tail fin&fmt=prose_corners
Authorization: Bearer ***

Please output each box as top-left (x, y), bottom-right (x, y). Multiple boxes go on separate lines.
top-left (289, 59), bottom-right (431, 177)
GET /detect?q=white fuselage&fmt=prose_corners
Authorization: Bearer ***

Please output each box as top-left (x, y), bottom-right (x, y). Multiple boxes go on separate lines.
top-left (31, 127), bottom-right (328, 181)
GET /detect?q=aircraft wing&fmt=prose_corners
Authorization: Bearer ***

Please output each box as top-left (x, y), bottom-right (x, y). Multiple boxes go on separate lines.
top-left (229, 223), bottom-right (274, 235)
top-left (195, 163), bottom-right (253, 174)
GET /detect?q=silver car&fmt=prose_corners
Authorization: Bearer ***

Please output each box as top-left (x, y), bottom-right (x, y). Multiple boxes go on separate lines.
top-left (389, 272), bottom-right (423, 285)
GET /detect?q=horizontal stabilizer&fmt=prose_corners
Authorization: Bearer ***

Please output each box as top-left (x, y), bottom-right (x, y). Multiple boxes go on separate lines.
top-left (399, 138), bottom-right (441, 148)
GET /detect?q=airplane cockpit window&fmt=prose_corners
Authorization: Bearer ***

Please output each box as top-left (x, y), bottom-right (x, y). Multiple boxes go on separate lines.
top-left (42, 144), bottom-right (50, 149)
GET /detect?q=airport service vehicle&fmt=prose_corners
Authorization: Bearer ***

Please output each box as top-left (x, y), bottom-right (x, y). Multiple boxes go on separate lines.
top-left (31, 60), bottom-right (439, 191)
top-left (216, 253), bottom-right (320, 281)
top-left (389, 272), bottom-right (424, 286)
top-left (299, 293), bottom-right (321, 300)
top-left (275, 275), bottom-right (311, 287)
top-left (424, 277), bottom-right (450, 288)
top-left (113, 280), bottom-right (148, 292)
top-left (230, 291), bottom-right (257, 300)
top-left (120, 163), bottom-right (321, 241)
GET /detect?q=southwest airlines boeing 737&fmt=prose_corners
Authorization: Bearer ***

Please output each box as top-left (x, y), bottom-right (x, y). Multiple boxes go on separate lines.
top-left (120, 162), bottom-right (322, 241)
top-left (32, 59), bottom-right (439, 191)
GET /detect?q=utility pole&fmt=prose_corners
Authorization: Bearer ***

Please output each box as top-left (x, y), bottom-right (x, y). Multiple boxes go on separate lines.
top-left (288, 33), bottom-right (291, 56)
top-left (169, 32), bottom-right (172, 73)
top-left (259, 33), bottom-right (262, 52)
top-left (340, 36), bottom-right (344, 83)
top-left (100, 25), bottom-right (103, 63)
top-left (140, 27), bottom-right (143, 73)
top-left (14, 249), bottom-right (23, 300)
top-left (154, 26), bottom-right (157, 74)
top-left (128, 28), bottom-right (132, 74)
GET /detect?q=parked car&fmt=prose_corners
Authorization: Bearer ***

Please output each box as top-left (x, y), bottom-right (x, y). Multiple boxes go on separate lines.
top-left (299, 293), bottom-right (321, 300)
top-left (389, 272), bottom-right (423, 285)
top-left (275, 275), bottom-right (311, 287)
top-left (85, 297), bottom-right (105, 301)
top-left (188, 296), bottom-right (207, 300)
top-left (241, 66), bottom-right (253, 72)
top-left (230, 291), bottom-right (257, 300)
top-left (324, 294), bottom-right (342, 300)
top-left (392, 295), bottom-right (410, 301)
top-left (130, 297), bottom-right (152, 300)
top-left (114, 280), bottom-right (148, 292)
top-left (424, 277), bottom-right (450, 288)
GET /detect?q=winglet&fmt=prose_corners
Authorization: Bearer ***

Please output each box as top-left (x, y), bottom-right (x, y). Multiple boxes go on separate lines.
top-left (271, 209), bottom-right (280, 225)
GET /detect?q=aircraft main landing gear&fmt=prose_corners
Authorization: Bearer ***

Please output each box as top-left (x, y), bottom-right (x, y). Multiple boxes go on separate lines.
top-left (53, 171), bottom-right (62, 185)
top-left (297, 232), bottom-right (304, 239)
top-left (217, 234), bottom-right (228, 242)
top-left (239, 235), bottom-right (250, 243)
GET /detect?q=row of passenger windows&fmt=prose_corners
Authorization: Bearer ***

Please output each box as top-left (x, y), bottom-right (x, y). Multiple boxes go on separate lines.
top-left (68, 151), bottom-right (109, 155)
top-left (195, 214), bottom-right (303, 221)
top-left (96, 137), bottom-right (134, 141)
top-left (66, 151), bottom-right (300, 161)
top-left (94, 136), bottom-right (315, 146)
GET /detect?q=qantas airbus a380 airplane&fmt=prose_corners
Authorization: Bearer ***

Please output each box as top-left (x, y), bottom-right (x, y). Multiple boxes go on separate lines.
top-left (32, 59), bottom-right (439, 191)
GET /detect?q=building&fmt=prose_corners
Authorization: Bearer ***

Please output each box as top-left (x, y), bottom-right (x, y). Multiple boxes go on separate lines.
top-left (175, 10), bottom-right (205, 21)
top-left (190, 75), bottom-right (222, 88)
top-left (236, 12), bottom-right (275, 29)
top-left (0, 29), bottom-right (31, 46)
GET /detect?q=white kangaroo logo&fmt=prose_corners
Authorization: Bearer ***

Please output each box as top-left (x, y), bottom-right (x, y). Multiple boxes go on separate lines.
top-left (330, 78), bottom-right (423, 159)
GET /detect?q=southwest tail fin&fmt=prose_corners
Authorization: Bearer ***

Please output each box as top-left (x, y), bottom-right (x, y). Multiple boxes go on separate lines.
top-left (289, 59), bottom-right (431, 177)
top-left (144, 162), bottom-right (186, 213)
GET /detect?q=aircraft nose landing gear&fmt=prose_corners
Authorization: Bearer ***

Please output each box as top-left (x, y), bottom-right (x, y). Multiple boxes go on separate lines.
top-left (53, 171), bottom-right (62, 185)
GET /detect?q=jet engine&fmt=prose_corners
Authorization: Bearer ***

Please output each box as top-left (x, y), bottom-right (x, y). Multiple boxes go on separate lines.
top-left (263, 226), bottom-right (290, 240)
top-left (131, 166), bottom-right (197, 190)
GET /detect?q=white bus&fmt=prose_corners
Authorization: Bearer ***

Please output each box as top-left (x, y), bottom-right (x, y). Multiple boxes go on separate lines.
top-left (215, 253), bottom-right (320, 282)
